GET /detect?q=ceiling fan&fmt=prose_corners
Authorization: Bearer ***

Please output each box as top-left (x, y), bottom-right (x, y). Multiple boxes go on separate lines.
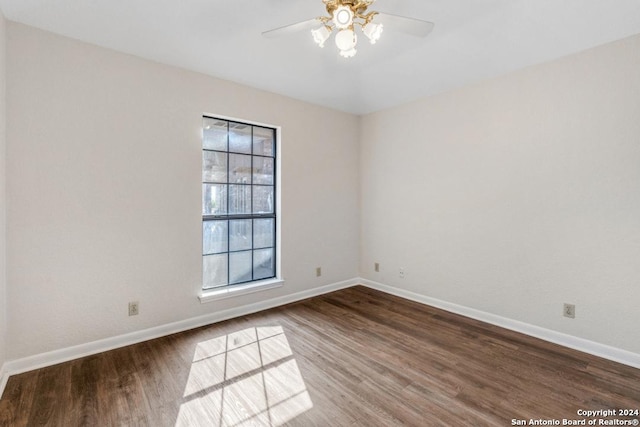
top-left (262, 0), bottom-right (434, 58)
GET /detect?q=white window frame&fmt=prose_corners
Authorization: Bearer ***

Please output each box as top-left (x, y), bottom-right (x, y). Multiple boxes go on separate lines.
top-left (199, 114), bottom-right (282, 303)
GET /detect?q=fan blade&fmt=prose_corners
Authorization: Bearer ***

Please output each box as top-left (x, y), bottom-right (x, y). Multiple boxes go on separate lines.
top-left (376, 13), bottom-right (434, 37)
top-left (262, 18), bottom-right (322, 38)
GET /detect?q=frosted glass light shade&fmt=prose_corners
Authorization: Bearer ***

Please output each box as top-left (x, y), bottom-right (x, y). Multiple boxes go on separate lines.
top-left (311, 26), bottom-right (331, 48)
top-left (335, 29), bottom-right (357, 51)
top-left (363, 22), bottom-right (383, 44)
top-left (339, 48), bottom-right (357, 58)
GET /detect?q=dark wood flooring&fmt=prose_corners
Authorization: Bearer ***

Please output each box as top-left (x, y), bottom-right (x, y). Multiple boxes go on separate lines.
top-left (1, 286), bottom-right (639, 426)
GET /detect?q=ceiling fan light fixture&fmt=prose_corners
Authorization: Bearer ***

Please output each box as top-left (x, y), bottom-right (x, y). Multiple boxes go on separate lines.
top-left (334, 29), bottom-right (357, 52)
top-left (263, 0), bottom-right (434, 59)
top-left (311, 25), bottom-right (332, 47)
top-left (363, 22), bottom-right (383, 44)
top-left (333, 5), bottom-right (354, 29)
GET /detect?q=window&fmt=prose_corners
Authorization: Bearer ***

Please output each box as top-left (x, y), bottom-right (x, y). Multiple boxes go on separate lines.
top-left (202, 117), bottom-right (277, 290)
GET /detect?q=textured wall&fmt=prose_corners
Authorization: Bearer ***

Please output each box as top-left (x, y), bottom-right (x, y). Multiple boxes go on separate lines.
top-left (6, 23), bottom-right (360, 360)
top-left (360, 34), bottom-right (640, 354)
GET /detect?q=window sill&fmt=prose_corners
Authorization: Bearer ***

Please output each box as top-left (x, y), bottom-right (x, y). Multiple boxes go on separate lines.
top-left (199, 279), bottom-right (284, 303)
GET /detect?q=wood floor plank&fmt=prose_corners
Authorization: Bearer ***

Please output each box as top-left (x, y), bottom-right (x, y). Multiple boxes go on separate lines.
top-left (0, 370), bottom-right (38, 426)
top-left (26, 364), bottom-right (71, 426)
top-left (1, 286), bottom-right (639, 426)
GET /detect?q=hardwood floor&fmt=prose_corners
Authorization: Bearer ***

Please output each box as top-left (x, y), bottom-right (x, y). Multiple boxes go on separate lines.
top-left (1, 286), bottom-right (639, 426)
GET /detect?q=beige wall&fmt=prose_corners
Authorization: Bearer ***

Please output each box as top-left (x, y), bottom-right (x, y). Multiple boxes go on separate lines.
top-left (4, 18), bottom-right (640, 364)
top-left (0, 9), bottom-right (7, 370)
top-left (360, 33), bottom-right (640, 354)
top-left (5, 22), bottom-right (360, 360)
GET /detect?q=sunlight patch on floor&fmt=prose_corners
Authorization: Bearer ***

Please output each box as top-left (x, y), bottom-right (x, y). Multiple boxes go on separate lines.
top-left (176, 326), bottom-right (313, 426)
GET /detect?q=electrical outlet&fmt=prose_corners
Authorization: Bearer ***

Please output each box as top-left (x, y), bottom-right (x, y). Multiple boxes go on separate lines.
top-left (399, 268), bottom-right (405, 279)
top-left (563, 303), bottom-right (575, 319)
top-left (316, 267), bottom-right (322, 277)
top-left (129, 301), bottom-right (139, 316)
top-left (374, 262), bottom-right (380, 272)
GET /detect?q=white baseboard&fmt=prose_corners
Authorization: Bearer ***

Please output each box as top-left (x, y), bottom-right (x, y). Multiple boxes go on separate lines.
top-left (0, 364), bottom-right (8, 399)
top-left (0, 277), bottom-right (359, 397)
top-left (359, 278), bottom-right (640, 370)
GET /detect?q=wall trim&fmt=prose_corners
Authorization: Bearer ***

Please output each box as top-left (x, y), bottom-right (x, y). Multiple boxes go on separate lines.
top-left (359, 278), bottom-right (640, 370)
top-left (0, 364), bottom-right (8, 398)
top-left (0, 277), bottom-right (359, 397)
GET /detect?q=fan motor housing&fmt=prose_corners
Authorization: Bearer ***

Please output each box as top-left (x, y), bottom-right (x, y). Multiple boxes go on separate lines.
top-left (324, 0), bottom-right (374, 16)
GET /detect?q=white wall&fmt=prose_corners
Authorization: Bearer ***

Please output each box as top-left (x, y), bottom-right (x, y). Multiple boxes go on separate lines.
top-left (5, 22), bottom-right (360, 360)
top-left (0, 9), bottom-right (7, 371)
top-left (360, 33), bottom-right (640, 354)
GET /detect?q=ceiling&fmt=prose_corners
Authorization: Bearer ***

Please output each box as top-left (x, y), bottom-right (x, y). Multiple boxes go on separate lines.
top-left (2, 0), bottom-right (640, 115)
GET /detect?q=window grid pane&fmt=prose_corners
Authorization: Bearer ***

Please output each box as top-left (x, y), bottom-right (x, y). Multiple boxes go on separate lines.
top-left (203, 220), bottom-right (228, 255)
top-left (202, 151), bottom-right (227, 183)
top-left (202, 116), bottom-right (276, 289)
